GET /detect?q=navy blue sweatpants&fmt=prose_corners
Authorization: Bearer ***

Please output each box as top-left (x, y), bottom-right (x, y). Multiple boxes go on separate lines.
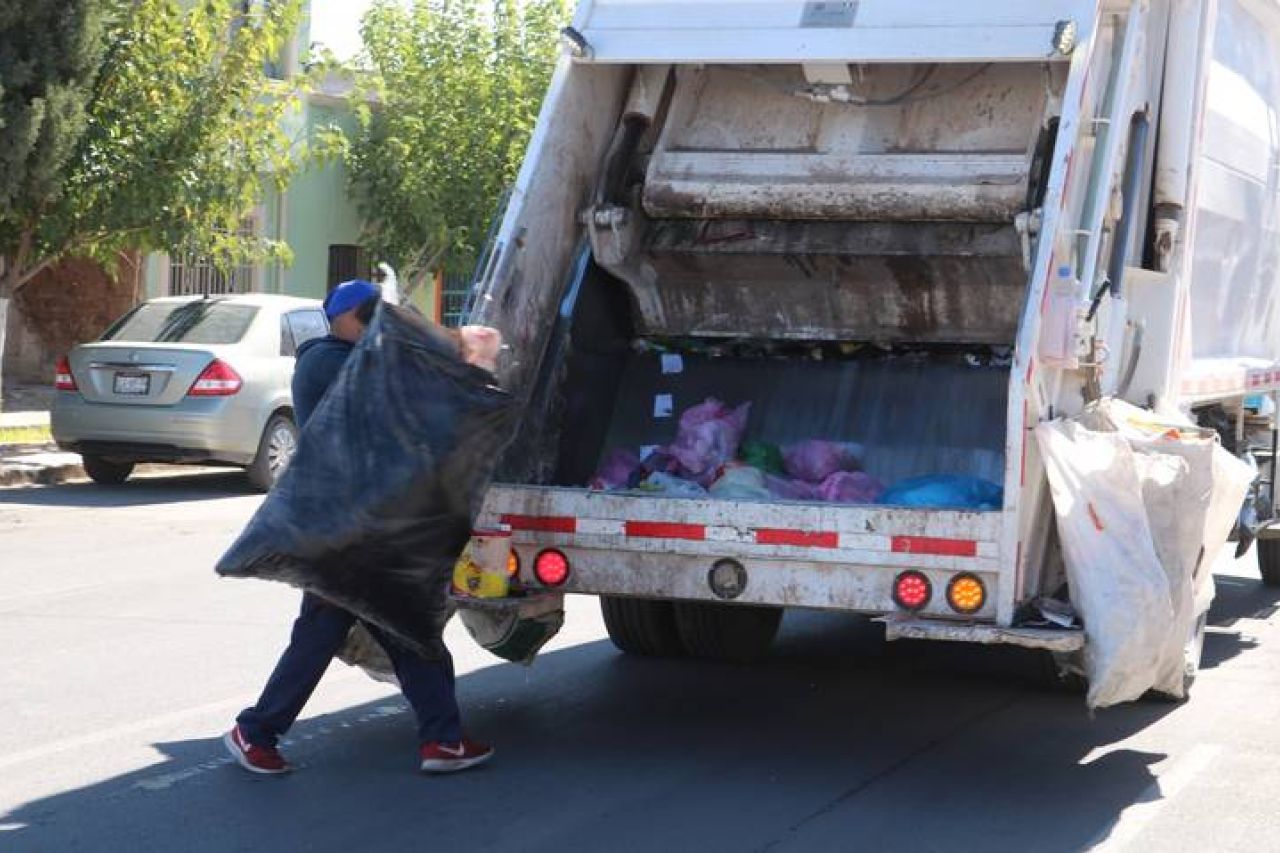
top-left (236, 593), bottom-right (462, 748)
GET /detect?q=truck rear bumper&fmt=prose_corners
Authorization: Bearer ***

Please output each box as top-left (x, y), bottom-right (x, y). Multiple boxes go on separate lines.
top-left (485, 485), bottom-right (1008, 622)
top-left (880, 617), bottom-right (1084, 653)
top-left (525, 544), bottom-right (1000, 621)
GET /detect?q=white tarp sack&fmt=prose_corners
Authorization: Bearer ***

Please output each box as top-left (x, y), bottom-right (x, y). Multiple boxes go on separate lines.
top-left (1037, 420), bottom-right (1173, 708)
top-left (1039, 399), bottom-right (1256, 707)
top-left (1078, 400), bottom-right (1255, 697)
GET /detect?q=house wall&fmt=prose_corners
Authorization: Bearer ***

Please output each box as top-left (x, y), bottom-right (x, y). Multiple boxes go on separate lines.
top-left (280, 101), bottom-right (365, 299)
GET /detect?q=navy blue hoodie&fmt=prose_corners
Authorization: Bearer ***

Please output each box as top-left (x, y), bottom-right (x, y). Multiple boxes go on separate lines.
top-left (292, 335), bottom-right (352, 428)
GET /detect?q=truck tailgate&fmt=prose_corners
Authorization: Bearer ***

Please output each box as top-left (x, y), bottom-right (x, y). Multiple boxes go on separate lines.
top-left (479, 486), bottom-right (1004, 620)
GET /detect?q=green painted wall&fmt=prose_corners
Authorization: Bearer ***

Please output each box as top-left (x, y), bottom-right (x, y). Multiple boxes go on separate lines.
top-left (276, 101), bottom-right (364, 300)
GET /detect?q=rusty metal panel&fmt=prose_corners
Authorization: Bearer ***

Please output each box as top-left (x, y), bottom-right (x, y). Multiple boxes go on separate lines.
top-left (471, 60), bottom-right (631, 396)
top-left (642, 63), bottom-right (1059, 222)
top-left (645, 153), bottom-right (1029, 221)
top-left (637, 219), bottom-right (1025, 342)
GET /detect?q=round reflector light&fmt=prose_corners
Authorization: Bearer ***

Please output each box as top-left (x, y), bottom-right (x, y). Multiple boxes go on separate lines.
top-left (533, 549), bottom-right (570, 587)
top-left (507, 550), bottom-right (520, 578)
top-left (946, 573), bottom-right (986, 614)
top-left (893, 570), bottom-right (932, 611)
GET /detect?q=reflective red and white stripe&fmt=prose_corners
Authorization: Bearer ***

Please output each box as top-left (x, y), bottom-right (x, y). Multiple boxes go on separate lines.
top-left (1182, 366), bottom-right (1280, 397)
top-left (500, 514), bottom-right (987, 559)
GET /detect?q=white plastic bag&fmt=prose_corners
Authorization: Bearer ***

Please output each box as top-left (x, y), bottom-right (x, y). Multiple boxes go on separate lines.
top-left (1079, 400), bottom-right (1255, 697)
top-left (1036, 420), bottom-right (1173, 708)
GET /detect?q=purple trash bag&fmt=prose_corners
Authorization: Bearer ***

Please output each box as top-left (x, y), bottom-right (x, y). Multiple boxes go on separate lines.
top-left (783, 440), bottom-right (864, 484)
top-left (590, 449), bottom-right (642, 490)
top-left (765, 474), bottom-right (822, 502)
top-left (668, 399), bottom-right (752, 486)
top-left (818, 471), bottom-right (885, 504)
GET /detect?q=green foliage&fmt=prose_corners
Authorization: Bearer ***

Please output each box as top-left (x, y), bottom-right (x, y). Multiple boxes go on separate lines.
top-left (0, 0), bottom-right (307, 295)
top-left (344, 0), bottom-right (567, 290)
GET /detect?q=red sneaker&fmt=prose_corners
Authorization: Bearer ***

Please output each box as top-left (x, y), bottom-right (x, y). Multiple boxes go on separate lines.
top-left (419, 739), bottom-right (494, 773)
top-left (223, 725), bottom-right (290, 775)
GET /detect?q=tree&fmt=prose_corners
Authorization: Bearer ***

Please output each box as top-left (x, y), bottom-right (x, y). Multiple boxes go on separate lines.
top-left (342, 0), bottom-right (566, 299)
top-left (0, 0), bottom-right (307, 393)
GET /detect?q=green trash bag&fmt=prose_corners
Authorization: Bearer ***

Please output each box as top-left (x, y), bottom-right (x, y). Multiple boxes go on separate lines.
top-left (740, 440), bottom-right (785, 476)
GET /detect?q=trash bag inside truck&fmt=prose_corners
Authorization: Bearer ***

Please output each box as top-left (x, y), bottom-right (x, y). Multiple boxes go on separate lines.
top-left (566, 339), bottom-right (1008, 510)
top-left (216, 304), bottom-right (519, 660)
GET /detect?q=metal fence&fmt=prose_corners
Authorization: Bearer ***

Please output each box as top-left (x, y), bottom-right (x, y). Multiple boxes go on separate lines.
top-left (168, 218), bottom-right (259, 296)
top-left (439, 271), bottom-right (473, 328)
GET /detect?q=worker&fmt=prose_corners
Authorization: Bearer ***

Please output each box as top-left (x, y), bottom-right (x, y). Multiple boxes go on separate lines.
top-left (223, 279), bottom-right (493, 776)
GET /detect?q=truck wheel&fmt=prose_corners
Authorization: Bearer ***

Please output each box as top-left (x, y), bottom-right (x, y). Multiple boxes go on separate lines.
top-left (1258, 538), bottom-right (1280, 587)
top-left (673, 601), bottom-right (782, 664)
top-left (81, 455), bottom-right (134, 485)
top-left (600, 596), bottom-right (686, 657)
top-left (246, 413), bottom-right (297, 492)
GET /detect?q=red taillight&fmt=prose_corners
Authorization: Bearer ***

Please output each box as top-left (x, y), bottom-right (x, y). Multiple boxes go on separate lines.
top-left (54, 356), bottom-right (78, 391)
top-left (533, 549), bottom-right (570, 587)
top-left (893, 570), bottom-right (932, 612)
top-left (187, 360), bottom-right (243, 396)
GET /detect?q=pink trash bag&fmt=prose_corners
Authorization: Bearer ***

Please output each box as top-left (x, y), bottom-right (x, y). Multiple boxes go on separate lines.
top-left (590, 449), bottom-right (641, 491)
top-left (668, 399), bottom-right (752, 486)
top-left (765, 474), bottom-right (822, 502)
top-left (819, 471), bottom-right (884, 504)
top-left (783, 440), bottom-right (864, 484)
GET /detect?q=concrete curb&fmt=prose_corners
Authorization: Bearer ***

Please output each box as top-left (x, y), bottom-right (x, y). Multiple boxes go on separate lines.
top-left (0, 462), bottom-right (85, 488)
top-left (0, 456), bottom-right (229, 489)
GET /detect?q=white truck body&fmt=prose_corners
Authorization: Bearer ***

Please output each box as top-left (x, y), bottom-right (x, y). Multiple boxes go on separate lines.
top-left (469, 0), bottom-right (1280, 664)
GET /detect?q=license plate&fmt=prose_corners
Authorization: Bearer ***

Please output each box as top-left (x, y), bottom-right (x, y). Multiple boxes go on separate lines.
top-left (113, 373), bottom-right (150, 395)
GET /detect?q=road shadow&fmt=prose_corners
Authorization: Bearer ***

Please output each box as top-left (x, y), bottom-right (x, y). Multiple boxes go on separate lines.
top-left (0, 610), bottom-right (1187, 853)
top-left (1200, 570), bottom-right (1280, 670)
top-left (0, 469), bottom-right (257, 508)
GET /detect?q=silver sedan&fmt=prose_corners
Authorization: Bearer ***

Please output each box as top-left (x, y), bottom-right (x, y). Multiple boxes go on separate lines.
top-left (51, 293), bottom-right (328, 490)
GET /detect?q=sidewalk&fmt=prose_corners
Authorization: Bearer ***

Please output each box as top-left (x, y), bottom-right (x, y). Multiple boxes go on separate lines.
top-left (0, 409), bottom-right (83, 486)
top-left (0, 449), bottom-right (86, 487)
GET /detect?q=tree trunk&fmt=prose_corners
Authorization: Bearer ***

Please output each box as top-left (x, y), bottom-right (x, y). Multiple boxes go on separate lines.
top-left (0, 294), bottom-right (10, 412)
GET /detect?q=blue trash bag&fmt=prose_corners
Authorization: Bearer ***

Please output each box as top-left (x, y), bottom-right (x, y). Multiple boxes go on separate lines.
top-left (879, 474), bottom-right (1004, 510)
top-left (215, 303), bottom-right (519, 660)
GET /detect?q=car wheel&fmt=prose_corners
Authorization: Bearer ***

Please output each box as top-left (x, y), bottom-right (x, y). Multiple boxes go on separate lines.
top-left (246, 413), bottom-right (297, 492)
top-left (81, 455), bottom-right (134, 486)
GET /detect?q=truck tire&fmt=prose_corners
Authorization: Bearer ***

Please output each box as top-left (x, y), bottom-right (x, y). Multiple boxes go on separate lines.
top-left (1258, 538), bottom-right (1280, 587)
top-left (600, 596), bottom-right (686, 657)
top-left (673, 601), bottom-right (782, 664)
top-left (82, 455), bottom-right (134, 486)
top-left (246, 413), bottom-right (297, 493)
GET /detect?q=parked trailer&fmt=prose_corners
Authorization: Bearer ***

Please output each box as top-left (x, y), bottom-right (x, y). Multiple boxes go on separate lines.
top-left (467, 0), bottom-right (1280, 690)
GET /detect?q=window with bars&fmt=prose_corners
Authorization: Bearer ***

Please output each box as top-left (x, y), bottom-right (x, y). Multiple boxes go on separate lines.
top-left (327, 245), bottom-right (370, 292)
top-left (168, 218), bottom-right (260, 296)
top-left (440, 271), bottom-right (473, 327)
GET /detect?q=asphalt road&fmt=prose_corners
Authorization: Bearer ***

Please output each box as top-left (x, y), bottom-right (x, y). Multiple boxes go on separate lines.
top-left (3, 471), bottom-right (1280, 852)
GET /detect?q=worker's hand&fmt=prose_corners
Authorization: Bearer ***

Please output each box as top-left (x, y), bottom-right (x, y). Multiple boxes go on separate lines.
top-left (459, 325), bottom-right (502, 372)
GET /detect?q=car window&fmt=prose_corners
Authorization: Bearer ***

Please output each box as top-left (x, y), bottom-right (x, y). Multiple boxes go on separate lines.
top-left (280, 316), bottom-right (298, 357)
top-left (102, 301), bottom-right (259, 345)
top-left (286, 310), bottom-right (328, 349)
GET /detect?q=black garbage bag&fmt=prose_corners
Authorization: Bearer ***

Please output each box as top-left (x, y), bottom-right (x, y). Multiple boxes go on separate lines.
top-left (216, 303), bottom-right (519, 660)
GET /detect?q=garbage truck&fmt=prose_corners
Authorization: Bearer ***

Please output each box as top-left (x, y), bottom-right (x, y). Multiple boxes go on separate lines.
top-left (461, 0), bottom-right (1280, 699)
